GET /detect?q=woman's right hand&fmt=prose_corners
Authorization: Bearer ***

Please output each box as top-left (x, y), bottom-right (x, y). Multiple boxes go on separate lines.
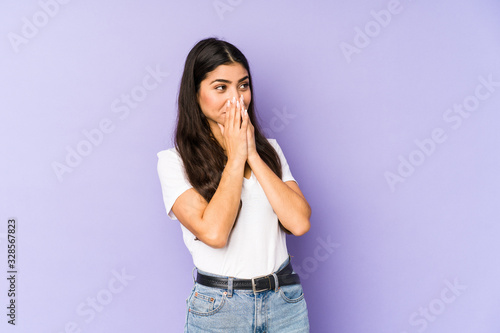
top-left (218, 96), bottom-right (249, 164)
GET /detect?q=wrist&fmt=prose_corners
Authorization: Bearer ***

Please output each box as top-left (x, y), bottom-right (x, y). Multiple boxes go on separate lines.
top-left (226, 157), bottom-right (247, 170)
top-left (247, 152), bottom-right (261, 166)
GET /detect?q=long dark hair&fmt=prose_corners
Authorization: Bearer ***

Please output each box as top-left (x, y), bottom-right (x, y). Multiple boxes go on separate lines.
top-left (175, 37), bottom-right (282, 203)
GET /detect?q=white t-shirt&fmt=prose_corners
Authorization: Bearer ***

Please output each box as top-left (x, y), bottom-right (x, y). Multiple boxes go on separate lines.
top-left (157, 138), bottom-right (296, 279)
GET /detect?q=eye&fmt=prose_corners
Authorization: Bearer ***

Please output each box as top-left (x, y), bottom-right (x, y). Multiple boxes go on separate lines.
top-left (215, 85), bottom-right (226, 91)
top-left (239, 82), bottom-right (249, 89)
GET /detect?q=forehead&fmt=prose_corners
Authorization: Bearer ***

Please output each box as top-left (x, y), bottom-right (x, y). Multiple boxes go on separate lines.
top-left (204, 63), bottom-right (248, 82)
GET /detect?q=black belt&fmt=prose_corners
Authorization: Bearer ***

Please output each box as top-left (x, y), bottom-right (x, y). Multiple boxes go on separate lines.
top-left (196, 261), bottom-right (301, 293)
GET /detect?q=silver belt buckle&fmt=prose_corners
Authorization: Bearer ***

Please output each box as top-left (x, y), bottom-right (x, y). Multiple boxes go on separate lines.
top-left (251, 274), bottom-right (271, 293)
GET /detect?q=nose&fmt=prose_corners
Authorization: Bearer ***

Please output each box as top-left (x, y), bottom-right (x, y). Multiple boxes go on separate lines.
top-left (227, 86), bottom-right (241, 100)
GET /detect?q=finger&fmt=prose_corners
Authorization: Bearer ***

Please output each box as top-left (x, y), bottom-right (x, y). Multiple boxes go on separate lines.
top-left (241, 107), bottom-right (249, 130)
top-left (232, 97), bottom-right (240, 129)
top-left (240, 95), bottom-right (245, 113)
top-left (234, 110), bottom-right (241, 130)
top-left (228, 98), bottom-right (235, 130)
top-left (224, 99), bottom-right (230, 128)
top-left (217, 122), bottom-right (224, 135)
top-left (244, 108), bottom-right (250, 126)
top-left (239, 95), bottom-right (246, 127)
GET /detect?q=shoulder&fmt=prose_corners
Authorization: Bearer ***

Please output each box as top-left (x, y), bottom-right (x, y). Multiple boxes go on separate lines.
top-left (157, 147), bottom-right (185, 174)
top-left (157, 147), bottom-right (179, 159)
top-left (266, 138), bottom-right (280, 150)
top-left (157, 147), bottom-right (183, 164)
top-left (266, 138), bottom-right (277, 145)
top-left (265, 138), bottom-right (285, 155)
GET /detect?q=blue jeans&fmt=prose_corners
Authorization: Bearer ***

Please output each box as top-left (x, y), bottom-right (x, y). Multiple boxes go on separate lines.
top-left (184, 257), bottom-right (310, 332)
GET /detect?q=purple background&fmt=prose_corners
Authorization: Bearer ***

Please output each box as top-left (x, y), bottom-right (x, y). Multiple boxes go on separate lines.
top-left (2, 0), bottom-right (500, 332)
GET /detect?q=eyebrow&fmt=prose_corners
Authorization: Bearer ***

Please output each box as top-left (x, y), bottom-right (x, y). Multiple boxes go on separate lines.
top-left (210, 76), bottom-right (249, 85)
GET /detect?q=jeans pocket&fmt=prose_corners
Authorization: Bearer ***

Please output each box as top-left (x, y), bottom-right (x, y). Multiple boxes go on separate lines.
top-left (188, 285), bottom-right (227, 316)
top-left (279, 284), bottom-right (305, 303)
top-left (187, 284), bottom-right (196, 302)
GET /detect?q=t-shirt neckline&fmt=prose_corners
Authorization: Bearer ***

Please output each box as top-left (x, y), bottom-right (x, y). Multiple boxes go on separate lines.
top-left (243, 170), bottom-right (253, 182)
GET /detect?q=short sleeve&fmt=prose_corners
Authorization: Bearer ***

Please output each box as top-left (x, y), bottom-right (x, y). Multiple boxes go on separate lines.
top-left (157, 148), bottom-right (193, 220)
top-left (268, 139), bottom-right (297, 185)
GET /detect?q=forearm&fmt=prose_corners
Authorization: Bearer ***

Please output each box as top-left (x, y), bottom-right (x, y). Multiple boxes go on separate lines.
top-left (200, 158), bottom-right (245, 246)
top-left (248, 154), bottom-right (311, 236)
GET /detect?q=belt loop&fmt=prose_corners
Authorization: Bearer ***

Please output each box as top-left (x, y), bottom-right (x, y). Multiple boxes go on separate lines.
top-left (227, 277), bottom-right (233, 297)
top-left (272, 273), bottom-right (279, 292)
top-left (192, 267), bottom-right (197, 284)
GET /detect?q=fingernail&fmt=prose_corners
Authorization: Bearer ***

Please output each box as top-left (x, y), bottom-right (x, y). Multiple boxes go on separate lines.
top-left (227, 100), bottom-right (230, 107)
top-left (232, 96), bottom-right (236, 103)
top-left (244, 109), bottom-right (248, 115)
top-left (236, 100), bottom-right (240, 108)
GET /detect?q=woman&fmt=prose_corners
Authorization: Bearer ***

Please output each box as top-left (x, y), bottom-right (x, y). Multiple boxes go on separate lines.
top-left (157, 37), bottom-right (311, 332)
